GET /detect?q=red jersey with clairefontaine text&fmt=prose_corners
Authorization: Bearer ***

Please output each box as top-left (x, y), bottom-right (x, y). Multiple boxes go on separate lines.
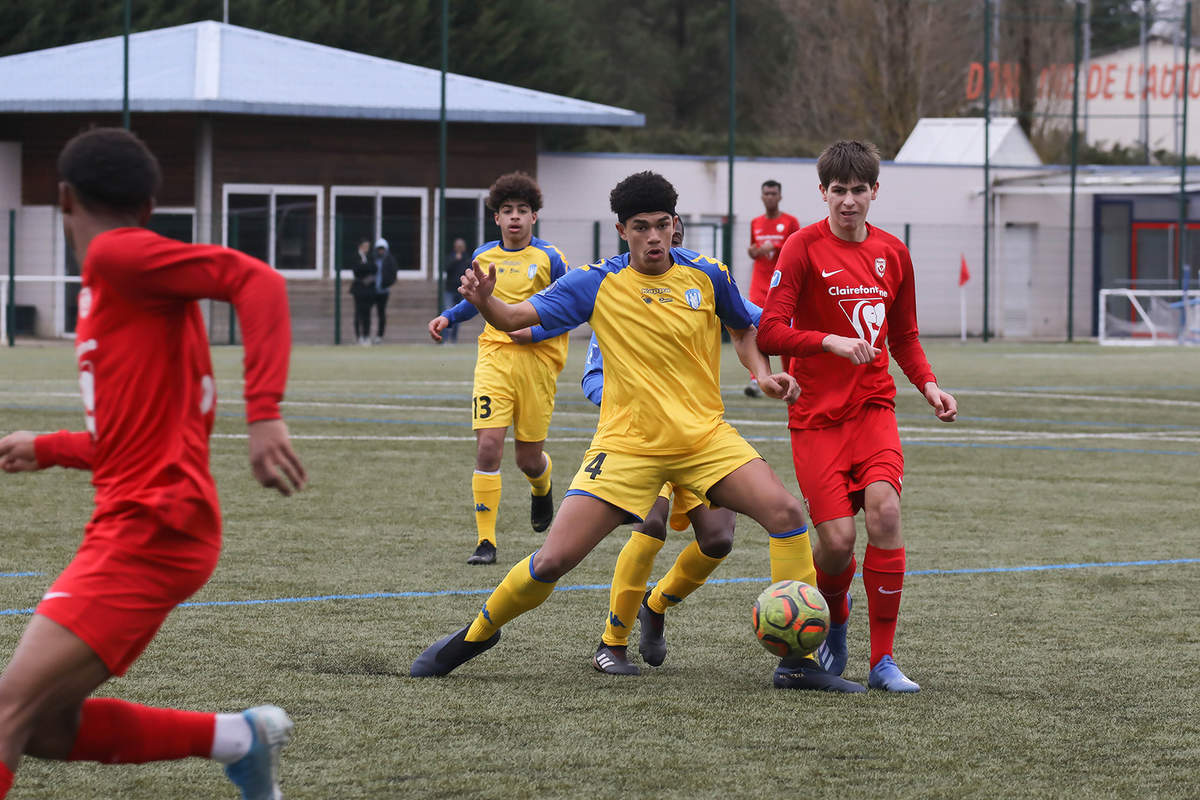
top-left (748, 212), bottom-right (800, 305)
top-left (757, 219), bottom-right (936, 430)
top-left (33, 228), bottom-right (291, 549)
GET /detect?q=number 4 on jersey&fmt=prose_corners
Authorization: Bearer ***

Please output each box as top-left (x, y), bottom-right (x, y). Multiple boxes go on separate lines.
top-left (583, 452), bottom-right (606, 479)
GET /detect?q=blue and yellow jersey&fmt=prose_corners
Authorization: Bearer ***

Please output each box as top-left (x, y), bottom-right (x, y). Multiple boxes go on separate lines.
top-left (443, 236), bottom-right (570, 370)
top-left (580, 283), bottom-right (763, 408)
top-left (531, 247), bottom-right (753, 455)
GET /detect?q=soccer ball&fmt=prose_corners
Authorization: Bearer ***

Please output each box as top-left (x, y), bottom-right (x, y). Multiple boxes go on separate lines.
top-left (752, 580), bottom-right (830, 658)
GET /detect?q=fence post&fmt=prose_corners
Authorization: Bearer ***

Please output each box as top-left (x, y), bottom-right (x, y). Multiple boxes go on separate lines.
top-left (228, 215), bottom-right (238, 345)
top-left (592, 220), bottom-right (600, 262)
top-left (7, 209), bottom-right (14, 347)
top-left (334, 214), bottom-right (342, 345)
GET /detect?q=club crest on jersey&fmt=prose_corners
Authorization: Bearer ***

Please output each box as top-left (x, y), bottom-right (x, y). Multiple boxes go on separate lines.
top-left (874, 257), bottom-right (886, 277)
top-left (685, 288), bottom-right (702, 310)
top-left (839, 297), bottom-right (887, 347)
top-left (776, 222), bottom-right (785, 232)
top-left (527, 263), bottom-right (538, 279)
top-left (770, 270), bottom-right (781, 289)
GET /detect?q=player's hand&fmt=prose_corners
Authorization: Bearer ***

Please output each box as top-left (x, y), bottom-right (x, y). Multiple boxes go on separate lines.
top-left (248, 419), bottom-right (307, 496)
top-left (923, 382), bottom-right (958, 422)
top-left (428, 315), bottom-right (449, 343)
top-left (822, 334), bottom-right (880, 365)
top-left (459, 260), bottom-right (496, 307)
top-left (508, 327), bottom-right (534, 344)
top-left (757, 372), bottom-right (800, 404)
top-left (747, 245), bottom-right (761, 258)
top-left (0, 431), bottom-right (38, 473)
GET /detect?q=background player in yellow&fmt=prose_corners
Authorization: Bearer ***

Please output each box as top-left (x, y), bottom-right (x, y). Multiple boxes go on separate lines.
top-left (413, 171), bottom-right (866, 692)
top-left (428, 172), bottom-right (570, 565)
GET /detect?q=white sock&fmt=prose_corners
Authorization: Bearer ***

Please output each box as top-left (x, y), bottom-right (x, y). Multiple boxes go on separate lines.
top-left (211, 712), bottom-right (253, 764)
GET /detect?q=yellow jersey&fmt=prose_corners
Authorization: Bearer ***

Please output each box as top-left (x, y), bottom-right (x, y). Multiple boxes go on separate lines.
top-left (529, 247), bottom-right (754, 454)
top-left (443, 236), bottom-right (570, 371)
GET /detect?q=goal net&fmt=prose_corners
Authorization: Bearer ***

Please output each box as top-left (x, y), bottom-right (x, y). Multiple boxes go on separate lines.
top-left (1097, 288), bottom-right (1200, 346)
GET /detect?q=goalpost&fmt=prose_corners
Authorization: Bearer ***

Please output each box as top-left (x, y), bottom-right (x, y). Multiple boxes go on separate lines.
top-left (1097, 286), bottom-right (1200, 346)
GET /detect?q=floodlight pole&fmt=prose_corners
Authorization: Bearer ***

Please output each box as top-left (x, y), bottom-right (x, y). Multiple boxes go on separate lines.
top-left (982, 0), bottom-right (991, 343)
top-left (437, 0), bottom-right (448, 319)
top-left (122, 0), bottom-right (131, 129)
top-left (1178, 2), bottom-right (1192, 287)
top-left (724, 0), bottom-right (736, 270)
top-left (1067, 0), bottom-right (1082, 343)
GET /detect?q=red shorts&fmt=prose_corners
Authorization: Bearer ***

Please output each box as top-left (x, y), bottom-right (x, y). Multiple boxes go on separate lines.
top-left (35, 516), bottom-right (220, 676)
top-left (789, 405), bottom-right (904, 526)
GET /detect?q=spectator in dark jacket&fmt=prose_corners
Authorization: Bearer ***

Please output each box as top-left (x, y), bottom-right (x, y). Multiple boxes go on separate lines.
top-left (368, 237), bottom-right (398, 344)
top-left (349, 238), bottom-right (375, 345)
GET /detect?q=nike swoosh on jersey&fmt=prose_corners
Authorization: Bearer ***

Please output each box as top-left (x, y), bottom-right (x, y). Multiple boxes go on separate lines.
top-left (41, 591), bottom-right (72, 600)
top-left (821, 268), bottom-right (844, 277)
top-left (877, 587), bottom-right (902, 595)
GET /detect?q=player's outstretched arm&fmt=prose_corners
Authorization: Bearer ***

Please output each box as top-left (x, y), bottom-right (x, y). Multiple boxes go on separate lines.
top-left (923, 382), bottom-right (958, 422)
top-left (459, 260), bottom-right (540, 331)
top-left (248, 419), bottom-right (307, 496)
top-left (0, 431), bottom-right (38, 472)
top-left (729, 326), bottom-right (799, 403)
top-left (822, 334), bottom-right (881, 365)
top-left (1, 430), bottom-right (94, 471)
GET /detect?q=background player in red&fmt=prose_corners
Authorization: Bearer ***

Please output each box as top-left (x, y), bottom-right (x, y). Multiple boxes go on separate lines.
top-left (745, 179), bottom-right (800, 397)
top-left (0, 128), bottom-right (305, 798)
top-left (757, 140), bottom-right (957, 693)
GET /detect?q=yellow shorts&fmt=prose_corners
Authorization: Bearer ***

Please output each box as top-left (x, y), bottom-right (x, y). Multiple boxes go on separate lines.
top-left (657, 482), bottom-right (705, 532)
top-left (566, 422), bottom-right (760, 523)
top-left (472, 345), bottom-right (560, 442)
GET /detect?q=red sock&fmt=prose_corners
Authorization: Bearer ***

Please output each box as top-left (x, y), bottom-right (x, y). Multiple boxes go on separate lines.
top-left (862, 544), bottom-right (906, 668)
top-left (67, 698), bottom-right (215, 764)
top-left (0, 762), bottom-right (12, 798)
top-left (814, 555), bottom-right (856, 625)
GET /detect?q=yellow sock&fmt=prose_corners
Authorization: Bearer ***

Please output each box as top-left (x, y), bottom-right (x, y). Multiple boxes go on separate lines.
top-left (647, 541), bottom-right (725, 614)
top-left (768, 526), bottom-right (817, 585)
top-left (602, 531), bottom-right (664, 647)
top-left (465, 554), bottom-right (556, 641)
top-left (769, 527), bottom-right (819, 664)
top-left (526, 453), bottom-right (552, 497)
top-left (472, 470), bottom-right (502, 545)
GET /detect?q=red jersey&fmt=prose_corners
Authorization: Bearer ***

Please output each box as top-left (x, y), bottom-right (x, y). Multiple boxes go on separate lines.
top-left (34, 228), bottom-right (291, 547)
top-left (757, 218), bottom-right (936, 430)
top-left (748, 212), bottom-right (800, 304)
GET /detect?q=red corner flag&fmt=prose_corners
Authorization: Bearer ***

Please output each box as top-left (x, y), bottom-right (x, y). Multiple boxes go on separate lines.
top-left (958, 254), bottom-right (971, 286)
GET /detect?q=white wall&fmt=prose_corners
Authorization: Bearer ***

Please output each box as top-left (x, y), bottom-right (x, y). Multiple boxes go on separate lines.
top-left (538, 152), bottom-right (1089, 339)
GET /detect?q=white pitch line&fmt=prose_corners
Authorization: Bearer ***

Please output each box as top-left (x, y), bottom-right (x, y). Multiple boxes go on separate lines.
top-left (955, 388), bottom-right (1200, 408)
top-left (212, 433), bottom-right (597, 443)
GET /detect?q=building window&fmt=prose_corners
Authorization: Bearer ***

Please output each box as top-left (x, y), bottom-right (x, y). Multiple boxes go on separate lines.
top-left (330, 187), bottom-right (428, 279)
top-left (223, 185), bottom-right (323, 277)
top-left (436, 189), bottom-right (501, 262)
top-left (147, 208), bottom-right (196, 244)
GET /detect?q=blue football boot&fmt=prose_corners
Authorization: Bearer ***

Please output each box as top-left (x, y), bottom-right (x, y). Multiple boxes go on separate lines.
top-left (410, 624), bottom-right (501, 677)
top-left (816, 594), bottom-right (851, 676)
top-left (867, 655), bottom-right (921, 693)
top-left (223, 705), bottom-right (294, 800)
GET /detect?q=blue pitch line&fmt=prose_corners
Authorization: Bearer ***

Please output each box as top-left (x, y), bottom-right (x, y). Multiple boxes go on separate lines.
top-left (0, 559), bottom-right (1194, 617)
top-left (0, 573), bottom-right (40, 578)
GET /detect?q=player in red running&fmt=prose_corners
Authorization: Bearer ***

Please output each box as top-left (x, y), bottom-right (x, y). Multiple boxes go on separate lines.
top-left (744, 180), bottom-right (800, 397)
top-left (0, 127), bottom-right (305, 798)
top-left (757, 140), bottom-right (957, 693)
